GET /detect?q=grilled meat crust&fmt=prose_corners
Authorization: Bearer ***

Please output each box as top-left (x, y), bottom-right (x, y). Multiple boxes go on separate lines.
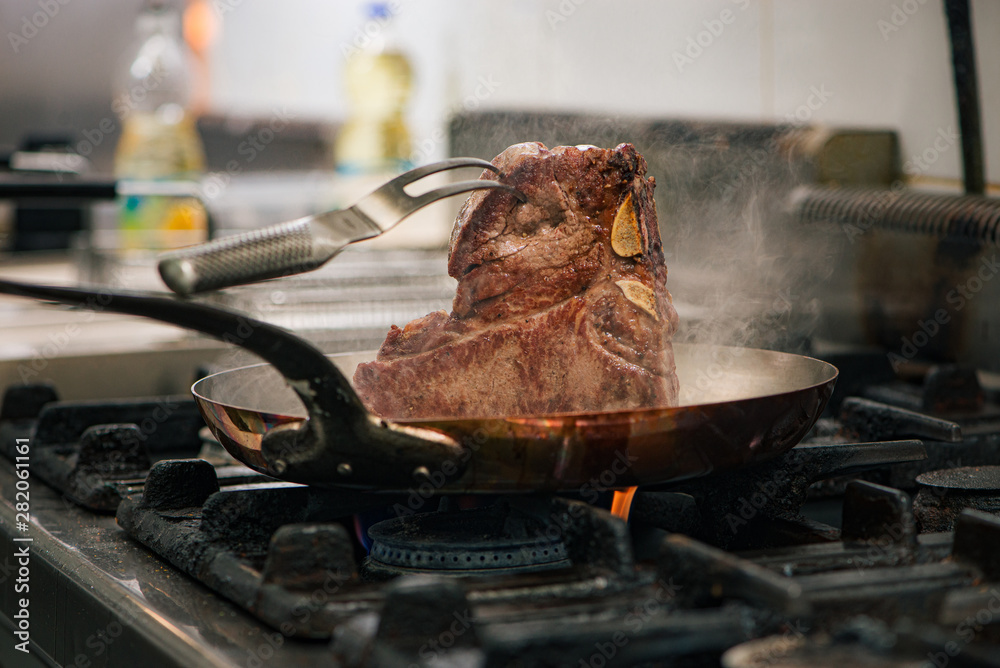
top-left (353, 142), bottom-right (679, 419)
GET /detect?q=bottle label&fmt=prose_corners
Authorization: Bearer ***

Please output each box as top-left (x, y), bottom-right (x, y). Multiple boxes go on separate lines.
top-left (118, 194), bottom-right (207, 249)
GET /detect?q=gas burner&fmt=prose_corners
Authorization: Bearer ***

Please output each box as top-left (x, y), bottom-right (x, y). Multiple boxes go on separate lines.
top-left (117, 462), bottom-right (650, 639)
top-left (364, 503), bottom-right (570, 578)
top-left (915, 466), bottom-right (1000, 532)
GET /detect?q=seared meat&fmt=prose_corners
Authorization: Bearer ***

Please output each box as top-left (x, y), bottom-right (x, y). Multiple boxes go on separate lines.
top-left (353, 142), bottom-right (679, 418)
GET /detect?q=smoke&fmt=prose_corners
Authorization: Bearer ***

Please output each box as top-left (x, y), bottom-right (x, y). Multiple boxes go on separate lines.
top-left (448, 112), bottom-right (838, 356)
top-left (657, 130), bottom-right (835, 354)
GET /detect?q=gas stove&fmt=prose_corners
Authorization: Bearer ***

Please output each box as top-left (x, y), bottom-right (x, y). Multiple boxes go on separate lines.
top-left (3, 347), bottom-right (1000, 667)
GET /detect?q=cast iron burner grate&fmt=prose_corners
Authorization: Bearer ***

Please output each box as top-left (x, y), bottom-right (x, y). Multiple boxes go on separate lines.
top-left (115, 459), bottom-right (671, 640)
top-left (364, 503), bottom-right (570, 577)
top-left (0, 383), bottom-right (261, 511)
top-left (784, 352), bottom-right (1000, 507)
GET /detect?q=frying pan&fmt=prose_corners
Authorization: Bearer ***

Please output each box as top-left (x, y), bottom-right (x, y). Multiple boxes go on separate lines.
top-left (0, 279), bottom-right (837, 492)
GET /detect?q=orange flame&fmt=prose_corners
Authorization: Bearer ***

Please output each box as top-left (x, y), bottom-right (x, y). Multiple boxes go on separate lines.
top-left (610, 486), bottom-right (638, 522)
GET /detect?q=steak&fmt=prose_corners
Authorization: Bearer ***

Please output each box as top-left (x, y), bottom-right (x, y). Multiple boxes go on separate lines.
top-left (353, 142), bottom-right (680, 419)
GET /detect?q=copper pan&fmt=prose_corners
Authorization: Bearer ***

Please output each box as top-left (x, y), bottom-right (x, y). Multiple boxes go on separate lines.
top-left (0, 280), bottom-right (837, 492)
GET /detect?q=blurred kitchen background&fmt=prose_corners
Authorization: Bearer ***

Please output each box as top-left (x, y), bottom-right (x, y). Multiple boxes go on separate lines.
top-left (1, 0), bottom-right (999, 394)
top-left (2, 1), bottom-right (997, 182)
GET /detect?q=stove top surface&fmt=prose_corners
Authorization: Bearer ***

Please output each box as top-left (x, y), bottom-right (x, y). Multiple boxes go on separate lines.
top-left (5, 352), bottom-right (1000, 667)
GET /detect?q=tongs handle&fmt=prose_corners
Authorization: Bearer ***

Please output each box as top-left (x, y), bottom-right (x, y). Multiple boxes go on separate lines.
top-left (157, 157), bottom-right (523, 296)
top-left (158, 218), bottom-right (328, 296)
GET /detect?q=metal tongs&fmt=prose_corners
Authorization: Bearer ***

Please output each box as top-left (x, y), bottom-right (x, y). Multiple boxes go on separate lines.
top-left (157, 158), bottom-right (524, 296)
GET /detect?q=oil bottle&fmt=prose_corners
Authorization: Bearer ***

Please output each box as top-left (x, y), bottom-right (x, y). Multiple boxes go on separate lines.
top-left (334, 2), bottom-right (414, 175)
top-left (113, 0), bottom-right (207, 249)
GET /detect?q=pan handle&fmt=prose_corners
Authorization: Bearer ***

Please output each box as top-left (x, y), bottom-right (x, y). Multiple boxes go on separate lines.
top-left (0, 279), bottom-right (465, 487)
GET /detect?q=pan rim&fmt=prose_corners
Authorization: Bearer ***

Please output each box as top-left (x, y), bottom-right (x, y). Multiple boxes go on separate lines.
top-left (191, 342), bottom-right (839, 424)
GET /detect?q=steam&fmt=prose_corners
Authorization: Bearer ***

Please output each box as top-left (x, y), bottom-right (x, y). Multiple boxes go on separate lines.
top-left (201, 115), bottom-right (843, 418)
top-left (448, 111), bottom-right (838, 354)
top-left (657, 134), bottom-right (835, 354)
